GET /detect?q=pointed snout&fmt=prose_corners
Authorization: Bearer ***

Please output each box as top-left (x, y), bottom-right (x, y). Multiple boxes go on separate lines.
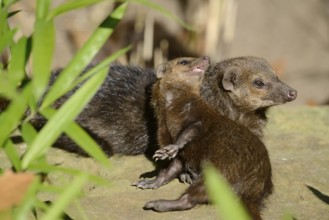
top-left (287, 89), bottom-right (297, 101)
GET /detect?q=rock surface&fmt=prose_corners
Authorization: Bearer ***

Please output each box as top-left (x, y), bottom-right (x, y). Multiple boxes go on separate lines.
top-left (1, 106), bottom-right (328, 219)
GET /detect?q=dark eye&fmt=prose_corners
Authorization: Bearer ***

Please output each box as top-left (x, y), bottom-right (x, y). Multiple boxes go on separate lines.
top-left (178, 59), bottom-right (189, 65)
top-left (253, 79), bottom-right (265, 88)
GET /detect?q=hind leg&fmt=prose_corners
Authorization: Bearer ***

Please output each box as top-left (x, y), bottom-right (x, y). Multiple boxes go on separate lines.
top-left (144, 179), bottom-right (208, 212)
top-left (132, 159), bottom-right (183, 189)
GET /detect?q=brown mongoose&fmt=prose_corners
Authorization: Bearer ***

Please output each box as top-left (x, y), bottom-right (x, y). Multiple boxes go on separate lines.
top-left (132, 57), bottom-right (273, 219)
top-left (153, 56), bottom-right (297, 173)
top-left (150, 56), bottom-right (210, 161)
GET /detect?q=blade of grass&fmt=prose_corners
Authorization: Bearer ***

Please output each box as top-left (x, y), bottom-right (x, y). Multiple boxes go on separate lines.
top-left (0, 7), bottom-right (16, 54)
top-left (8, 36), bottom-right (31, 86)
top-left (48, 0), bottom-right (104, 19)
top-left (28, 162), bottom-right (109, 185)
top-left (38, 184), bottom-right (67, 194)
top-left (0, 84), bottom-right (31, 148)
top-left (22, 68), bottom-right (108, 169)
top-left (41, 2), bottom-right (127, 109)
top-left (204, 165), bottom-right (251, 220)
top-left (74, 45), bottom-right (131, 86)
top-left (31, 18), bottom-right (55, 100)
top-left (13, 176), bottom-right (40, 220)
top-left (0, 75), bottom-right (19, 100)
top-left (21, 122), bottom-right (38, 145)
top-left (41, 173), bottom-right (89, 220)
top-left (35, 0), bottom-right (51, 19)
top-left (41, 107), bottom-right (110, 167)
top-left (3, 139), bottom-right (22, 171)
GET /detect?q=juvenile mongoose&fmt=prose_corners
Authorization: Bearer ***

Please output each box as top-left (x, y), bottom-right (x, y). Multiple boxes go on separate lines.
top-left (132, 57), bottom-right (273, 220)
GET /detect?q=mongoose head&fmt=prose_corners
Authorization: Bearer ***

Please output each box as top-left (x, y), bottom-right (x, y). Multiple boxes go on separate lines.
top-left (205, 56), bottom-right (297, 111)
top-left (156, 56), bottom-right (210, 88)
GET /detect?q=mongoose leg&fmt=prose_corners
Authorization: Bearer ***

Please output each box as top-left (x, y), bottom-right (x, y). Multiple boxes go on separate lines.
top-left (144, 180), bottom-right (207, 212)
top-left (131, 159), bottom-right (183, 189)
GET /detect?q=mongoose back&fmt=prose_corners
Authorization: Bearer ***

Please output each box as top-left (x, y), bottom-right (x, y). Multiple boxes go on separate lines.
top-left (132, 57), bottom-right (273, 219)
top-left (29, 65), bottom-right (157, 156)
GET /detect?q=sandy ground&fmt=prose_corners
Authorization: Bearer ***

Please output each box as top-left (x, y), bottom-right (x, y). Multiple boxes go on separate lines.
top-left (1, 106), bottom-right (327, 220)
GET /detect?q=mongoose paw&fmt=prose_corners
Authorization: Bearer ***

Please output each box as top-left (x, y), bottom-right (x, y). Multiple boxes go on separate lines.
top-left (178, 173), bottom-right (195, 184)
top-left (153, 144), bottom-right (179, 161)
top-left (143, 200), bottom-right (165, 212)
top-left (131, 178), bottom-right (160, 189)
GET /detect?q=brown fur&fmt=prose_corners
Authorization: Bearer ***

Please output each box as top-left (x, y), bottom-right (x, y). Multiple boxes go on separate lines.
top-left (132, 57), bottom-right (273, 219)
top-left (201, 56), bottom-right (297, 138)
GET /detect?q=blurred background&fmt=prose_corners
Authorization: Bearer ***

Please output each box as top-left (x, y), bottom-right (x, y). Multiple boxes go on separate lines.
top-left (8, 0), bottom-right (329, 106)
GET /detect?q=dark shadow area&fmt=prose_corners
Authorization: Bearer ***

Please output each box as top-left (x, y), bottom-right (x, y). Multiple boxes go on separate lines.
top-left (306, 185), bottom-right (329, 205)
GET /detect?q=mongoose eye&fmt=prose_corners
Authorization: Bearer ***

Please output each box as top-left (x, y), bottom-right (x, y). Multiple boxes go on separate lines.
top-left (253, 79), bottom-right (265, 88)
top-left (178, 60), bottom-right (189, 65)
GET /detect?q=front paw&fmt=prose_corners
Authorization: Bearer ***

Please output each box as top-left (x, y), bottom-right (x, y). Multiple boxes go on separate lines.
top-left (131, 178), bottom-right (160, 189)
top-left (153, 144), bottom-right (179, 161)
top-left (179, 173), bottom-right (194, 185)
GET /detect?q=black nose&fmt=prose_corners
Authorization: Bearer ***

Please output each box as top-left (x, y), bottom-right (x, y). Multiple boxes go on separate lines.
top-left (287, 89), bottom-right (297, 101)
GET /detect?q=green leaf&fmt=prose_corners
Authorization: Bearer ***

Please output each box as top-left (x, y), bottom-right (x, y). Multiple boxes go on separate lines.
top-left (0, 84), bottom-right (31, 148)
top-left (32, 19), bottom-right (55, 100)
top-left (41, 2), bottom-right (127, 109)
top-left (0, 74), bottom-right (19, 100)
top-left (13, 176), bottom-right (41, 220)
top-left (21, 122), bottom-right (38, 145)
top-left (74, 45), bottom-right (131, 86)
top-left (22, 67), bottom-right (108, 169)
top-left (3, 139), bottom-right (22, 171)
top-left (204, 165), bottom-right (251, 220)
top-left (28, 162), bottom-right (108, 185)
top-left (35, 0), bottom-right (51, 19)
top-left (132, 0), bottom-right (194, 31)
top-left (8, 36), bottom-right (31, 86)
top-left (0, 17), bottom-right (16, 54)
top-left (40, 173), bottom-right (89, 220)
top-left (48, 0), bottom-right (104, 19)
top-left (41, 107), bottom-right (110, 167)
top-left (38, 184), bottom-right (66, 194)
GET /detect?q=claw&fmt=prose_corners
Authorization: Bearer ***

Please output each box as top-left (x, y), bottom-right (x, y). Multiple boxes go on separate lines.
top-left (131, 178), bottom-right (160, 189)
top-left (153, 145), bottom-right (179, 161)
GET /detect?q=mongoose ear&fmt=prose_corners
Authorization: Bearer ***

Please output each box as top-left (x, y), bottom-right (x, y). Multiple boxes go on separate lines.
top-left (156, 64), bottom-right (167, 79)
top-left (222, 66), bottom-right (241, 91)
